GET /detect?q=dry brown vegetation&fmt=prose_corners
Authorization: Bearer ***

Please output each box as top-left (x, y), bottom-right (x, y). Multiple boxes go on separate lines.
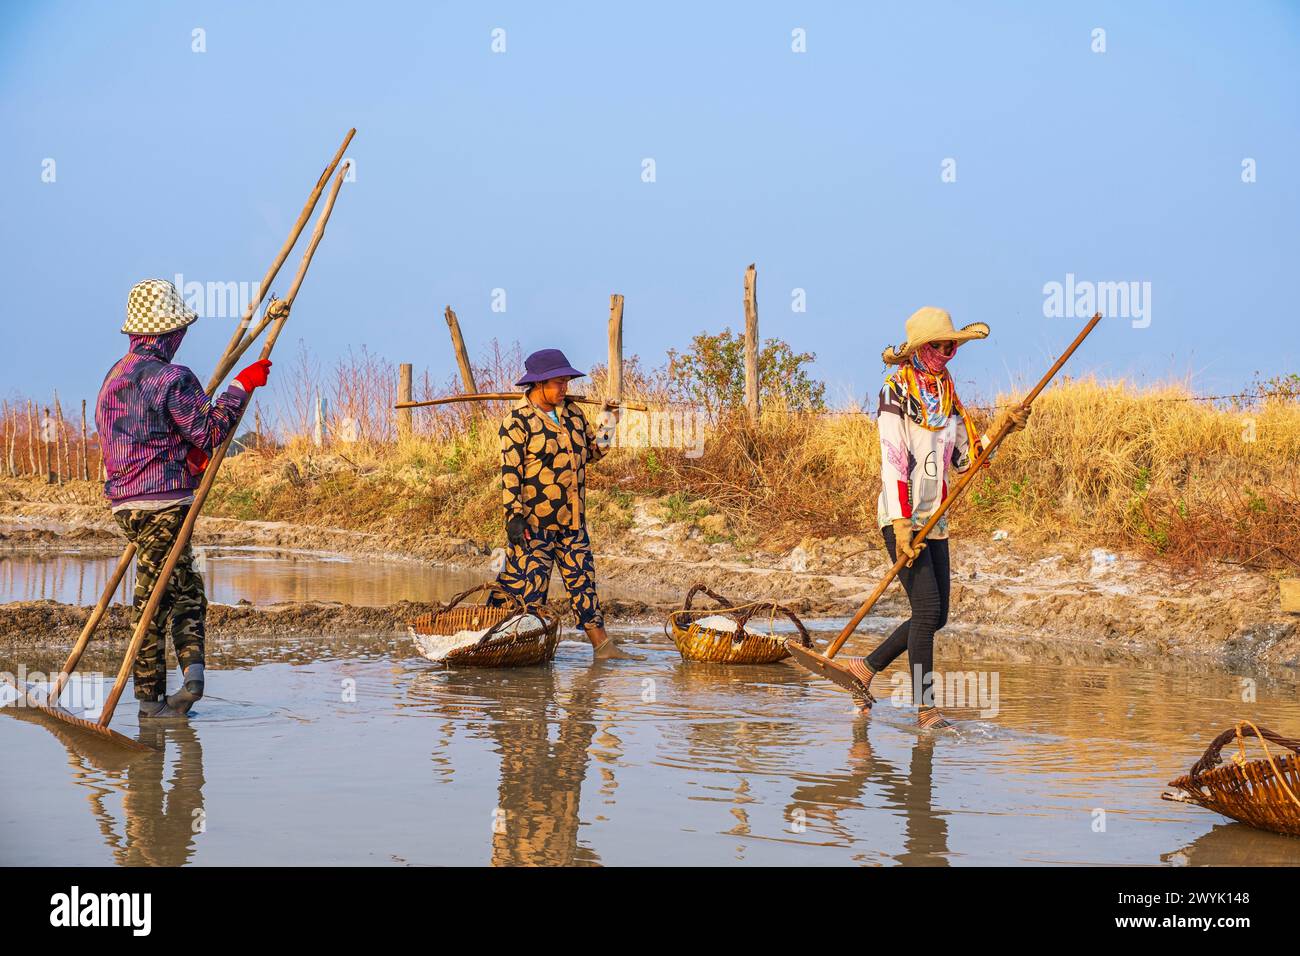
top-left (8, 346), bottom-right (1298, 571)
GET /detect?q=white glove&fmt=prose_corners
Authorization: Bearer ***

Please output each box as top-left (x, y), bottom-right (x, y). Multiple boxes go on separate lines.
top-left (595, 409), bottom-right (619, 450)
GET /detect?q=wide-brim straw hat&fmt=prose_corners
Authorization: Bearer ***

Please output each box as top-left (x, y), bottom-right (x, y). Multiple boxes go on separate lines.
top-left (881, 306), bottom-right (989, 365)
top-left (122, 278), bottom-right (198, 335)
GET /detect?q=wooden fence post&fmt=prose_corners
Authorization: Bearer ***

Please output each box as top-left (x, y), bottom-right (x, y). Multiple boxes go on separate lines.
top-left (80, 399), bottom-right (89, 480)
top-left (42, 406), bottom-right (54, 483)
top-left (608, 293), bottom-right (624, 406)
top-left (398, 363), bottom-right (413, 440)
top-left (743, 263), bottom-right (760, 423)
top-left (444, 306), bottom-right (478, 394)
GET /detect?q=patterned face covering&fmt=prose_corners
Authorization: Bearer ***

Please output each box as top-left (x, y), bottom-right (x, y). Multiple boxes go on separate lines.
top-left (907, 347), bottom-right (957, 428)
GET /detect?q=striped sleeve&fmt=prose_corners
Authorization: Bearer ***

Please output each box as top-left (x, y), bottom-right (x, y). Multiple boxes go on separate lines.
top-left (164, 368), bottom-right (247, 451)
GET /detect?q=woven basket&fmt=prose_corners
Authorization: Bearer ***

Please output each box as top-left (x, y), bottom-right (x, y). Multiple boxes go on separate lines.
top-left (409, 583), bottom-right (561, 669)
top-left (666, 583), bottom-right (814, 665)
top-left (1163, 721), bottom-right (1300, 837)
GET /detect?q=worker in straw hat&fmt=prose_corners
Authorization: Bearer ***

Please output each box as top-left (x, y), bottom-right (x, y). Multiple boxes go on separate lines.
top-left (488, 348), bottom-right (638, 658)
top-left (838, 307), bottom-right (1030, 729)
top-left (96, 279), bottom-right (279, 718)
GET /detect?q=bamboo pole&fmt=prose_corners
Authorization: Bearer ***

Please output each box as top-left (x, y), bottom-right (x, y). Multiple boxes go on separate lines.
top-left (816, 313), bottom-right (1103, 661)
top-left (397, 364), bottom-right (413, 439)
top-left (743, 264), bottom-right (759, 423)
top-left (444, 307), bottom-right (478, 394)
top-left (208, 128), bottom-right (355, 393)
top-left (608, 294), bottom-right (624, 406)
top-left (396, 393), bottom-right (649, 413)
top-left (99, 160), bottom-right (350, 730)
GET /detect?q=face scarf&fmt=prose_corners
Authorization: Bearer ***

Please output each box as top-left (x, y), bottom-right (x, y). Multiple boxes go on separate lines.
top-left (904, 343), bottom-right (957, 429)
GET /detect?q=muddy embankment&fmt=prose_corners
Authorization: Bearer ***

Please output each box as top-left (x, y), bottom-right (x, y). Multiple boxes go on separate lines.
top-left (1, 496), bottom-right (1297, 668)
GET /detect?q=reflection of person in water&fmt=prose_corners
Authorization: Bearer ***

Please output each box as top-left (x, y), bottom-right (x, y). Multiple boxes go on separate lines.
top-left (32, 712), bottom-right (207, 866)
top-left (415, 665), bottom-right (608, 866)
top-left (486, 668), bottom-right (605, 866)
top-left (787, 724), bottom-right (950, 865)
top-left (115, 722), bottom-right (207, 866)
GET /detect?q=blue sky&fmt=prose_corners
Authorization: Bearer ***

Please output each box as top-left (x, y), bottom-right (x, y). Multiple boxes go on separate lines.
top-left (2, 0), bottom-right (1297, 414)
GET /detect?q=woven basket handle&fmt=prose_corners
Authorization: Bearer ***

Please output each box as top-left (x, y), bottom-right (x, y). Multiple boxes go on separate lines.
top-left (1188, 722), bottom-right (1300, 779)
top-left (732, 601), bottom-right (815, 648)
top-left (436, 582), bottom-right (523, 616)
top-left (683, 583), bottom-right (736, 612)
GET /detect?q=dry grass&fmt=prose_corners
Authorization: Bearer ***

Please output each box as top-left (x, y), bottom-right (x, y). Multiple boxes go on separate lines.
top-left (8, 364), bottom-right (1296, 569)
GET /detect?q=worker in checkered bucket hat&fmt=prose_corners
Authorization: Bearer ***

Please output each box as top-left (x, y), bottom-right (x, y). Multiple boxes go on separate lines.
top-left (95, 278), bottom-right (282, 718)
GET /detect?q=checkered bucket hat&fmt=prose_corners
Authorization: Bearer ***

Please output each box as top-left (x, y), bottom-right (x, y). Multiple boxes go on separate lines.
top-left (122, 279), bottom-right (199, 335)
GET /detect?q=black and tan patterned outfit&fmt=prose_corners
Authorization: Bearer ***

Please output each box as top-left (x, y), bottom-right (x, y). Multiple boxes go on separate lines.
top-left (490, 398), bottom-right (608, 628)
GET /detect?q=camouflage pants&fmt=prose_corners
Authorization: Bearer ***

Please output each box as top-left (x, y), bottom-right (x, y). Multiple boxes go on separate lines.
top-left (489, 525), bottom-right (604, 628)
top-left (113, 504), bottom-right (206, 700)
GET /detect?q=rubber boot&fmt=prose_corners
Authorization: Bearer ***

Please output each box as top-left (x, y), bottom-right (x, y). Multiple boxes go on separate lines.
top-left (166, 663), bottom-right (204, 716)
top-left (139, 696), bottom-right (185, 719)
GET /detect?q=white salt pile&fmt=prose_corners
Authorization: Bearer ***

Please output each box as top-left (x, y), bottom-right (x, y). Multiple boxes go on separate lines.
top-left (692, 613), bottom-right (776, 636)
top-left (413, 613), bottom-right (544, 662)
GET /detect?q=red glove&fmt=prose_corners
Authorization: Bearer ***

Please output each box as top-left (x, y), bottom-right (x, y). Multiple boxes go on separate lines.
top-left (234, 359), bottom-right (272, 392)
top-left (185, 446), bottom-right (209, 476)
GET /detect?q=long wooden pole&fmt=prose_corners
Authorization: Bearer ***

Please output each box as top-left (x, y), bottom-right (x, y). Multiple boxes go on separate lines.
top-left (98, 161), bottom-right (349, 729)
top-left (820, 312), bottom-right (1102, 660)
top-left (396, 393), bottom-right (649, 413)
top-left (208, 128), bottom-right (354, 393)
top-left (47, 136), bottom-right (354, 707)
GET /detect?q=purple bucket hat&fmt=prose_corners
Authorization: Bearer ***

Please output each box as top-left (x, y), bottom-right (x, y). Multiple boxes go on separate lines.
top-left (515, 348), bottom-right (586, 387)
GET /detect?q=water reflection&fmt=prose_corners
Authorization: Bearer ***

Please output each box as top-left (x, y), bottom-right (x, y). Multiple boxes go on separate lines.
top-left (6, 708), bottom-right (205, 866)
top-left (788, 728), bottom-right (950, 866)
top-left (409, 663), bottom-right (608, 866)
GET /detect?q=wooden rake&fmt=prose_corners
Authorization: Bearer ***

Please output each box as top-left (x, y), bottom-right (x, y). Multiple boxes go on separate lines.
top-left (785, 313), bottom-right (1102, 697)
top-left (2, 132), bottom-right (354, 752)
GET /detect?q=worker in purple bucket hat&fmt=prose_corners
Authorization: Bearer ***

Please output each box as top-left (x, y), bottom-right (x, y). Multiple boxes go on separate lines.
top-left (488, 348), bottom-right (639, 659)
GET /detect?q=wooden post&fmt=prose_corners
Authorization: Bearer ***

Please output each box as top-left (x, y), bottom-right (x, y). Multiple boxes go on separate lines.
top-left (397, 363), bottom-right (413, 440)
top-left (80, 399), bottom-right (89, 481)
top-left (444, 306), bottom-right (478, 394)
top-left (42, 406), bottom-right (54, 483)
top-left (26, 401), bottom-right (36, 475)
top-left (743, 263), bottom-right (760, 423)
top-left (255, 405), bottom-right (263, 452)
top-left (54, 393), bottom-right (67, 485)
top-left (608, 294), bottom-right (624, 405)
top-left (313, 394), bottom-right (326, 448)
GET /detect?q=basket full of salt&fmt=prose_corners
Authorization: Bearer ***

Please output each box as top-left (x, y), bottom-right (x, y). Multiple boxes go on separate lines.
top-left (666, 583), bottom-right (814, 664)
top-left (409, 583), bottom-right (561, 668)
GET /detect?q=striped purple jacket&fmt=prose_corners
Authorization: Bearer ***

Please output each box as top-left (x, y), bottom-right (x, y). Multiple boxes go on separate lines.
top-left (95, 330), bottom-right (248, 506)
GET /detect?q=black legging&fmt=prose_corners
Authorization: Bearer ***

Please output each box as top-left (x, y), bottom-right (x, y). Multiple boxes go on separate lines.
top-left (865, 524), bottom-right (950, 708)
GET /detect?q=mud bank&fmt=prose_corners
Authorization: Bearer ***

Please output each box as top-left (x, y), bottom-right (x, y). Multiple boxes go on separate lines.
top-left (2, 497), bottom-right (1297, 666)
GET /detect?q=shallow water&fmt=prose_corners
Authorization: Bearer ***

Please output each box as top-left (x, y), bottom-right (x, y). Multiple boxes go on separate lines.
top-left (0, 547), bottom-right (486, 607)
top-left (3, 624), bottom-right (1299, 866)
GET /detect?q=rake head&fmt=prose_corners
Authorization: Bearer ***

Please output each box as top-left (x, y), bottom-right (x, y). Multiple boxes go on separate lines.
top-left (0, 679), bottom-right (155, 753)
